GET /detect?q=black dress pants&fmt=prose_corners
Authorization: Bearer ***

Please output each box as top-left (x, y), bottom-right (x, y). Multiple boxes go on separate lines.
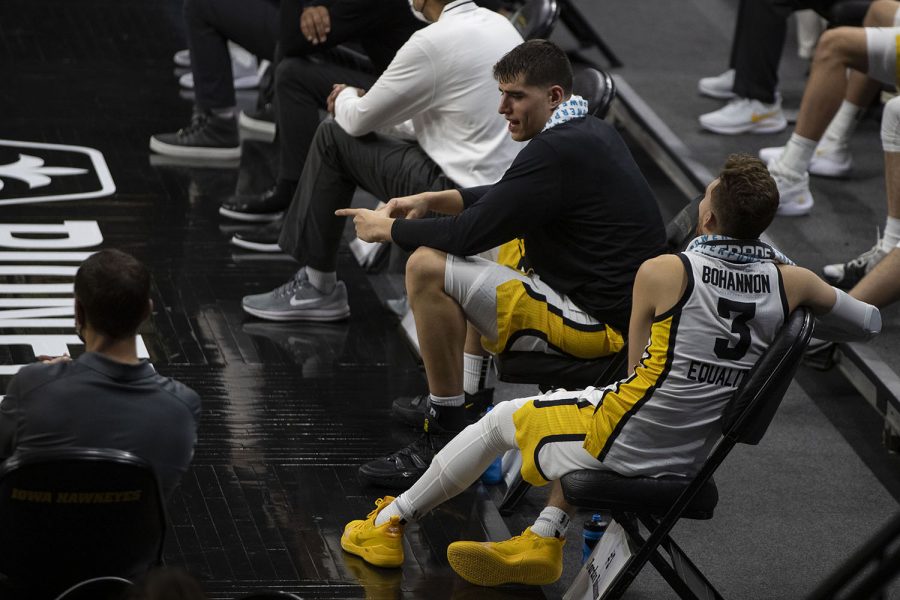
top-left (730, 0), bottom-right (839, 103)
top-left (184, 0), bottom-right (279, 110)
top-left (278, 120), bottom-right (456, 272)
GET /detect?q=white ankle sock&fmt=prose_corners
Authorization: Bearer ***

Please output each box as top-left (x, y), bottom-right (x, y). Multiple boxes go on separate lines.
top-left (821, 101), bottom-right (864, 148)
top-left (531, 506), bottom-right (570, 539)
top-left (774, 133), bottom-right (817, 179)
top-left (463, 353), bottom-right (489, 395)
top-left (306, 266), bottom-right (336, 294)
top-left (883, 217), bottom-right (900, 252)
top-left (429, 392), bottom-right (465, 408)
top-left (374, 496), bottom-right (409, 526)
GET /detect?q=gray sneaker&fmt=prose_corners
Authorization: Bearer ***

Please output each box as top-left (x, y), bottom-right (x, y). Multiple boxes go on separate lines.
top-left (242, 270), bottom-right (350, 321)
top-left (822, 232), bottom-right (888, 289)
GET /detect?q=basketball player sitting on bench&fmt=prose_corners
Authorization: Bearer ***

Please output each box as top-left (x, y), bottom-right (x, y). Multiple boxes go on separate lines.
top-left (339, 154), bottom-right (881, 586)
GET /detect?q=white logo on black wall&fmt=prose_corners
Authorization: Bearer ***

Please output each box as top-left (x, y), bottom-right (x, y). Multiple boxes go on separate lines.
top-left (0, 139), bottom-right (115, 206)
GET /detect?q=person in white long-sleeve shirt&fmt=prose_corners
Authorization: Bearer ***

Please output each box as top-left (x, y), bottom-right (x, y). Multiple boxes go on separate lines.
top-left (241, 0), bottom-right (523, 323)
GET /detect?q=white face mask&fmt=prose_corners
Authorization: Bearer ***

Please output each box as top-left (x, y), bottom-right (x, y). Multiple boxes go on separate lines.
top-left (408, 0), bottom-right (431, 23)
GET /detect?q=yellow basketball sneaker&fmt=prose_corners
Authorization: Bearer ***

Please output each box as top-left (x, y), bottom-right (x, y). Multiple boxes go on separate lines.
top-left (446, 527), bottom-right (564, 586)
top-left (341, 497), bottom-right (405, 568)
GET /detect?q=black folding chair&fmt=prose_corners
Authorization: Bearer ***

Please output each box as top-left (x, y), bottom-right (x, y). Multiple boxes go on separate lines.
top-left (573, 66), bottom-right (616, 119)
top-left (0, 448), bottom-right (167, 597)
top-left (508, 0), bottom-right (561, 40)
top-left (561, 308), bottom-right (814, 599)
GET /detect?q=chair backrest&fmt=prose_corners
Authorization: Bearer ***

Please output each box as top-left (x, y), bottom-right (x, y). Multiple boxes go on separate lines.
top-left (53, 576), bottom-right (134, 600)
top-left (508, 0), bottom-right (561, 40)
top-left (664, 194), bottom-right (702, 252)
top-left (572, 67), bottom-right (616, 119)
top-left (0, 447), bottom-right (167, 594)
top-left (720, 308), bottom-right (814, 445)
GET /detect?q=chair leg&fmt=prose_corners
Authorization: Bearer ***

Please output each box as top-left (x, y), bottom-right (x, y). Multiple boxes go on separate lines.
top-left (498, 472), bottom-right (531, 515)
top-left (638, 515), bottom-right (725, 600)
top-left (602, 513), bottom-right (724, 600)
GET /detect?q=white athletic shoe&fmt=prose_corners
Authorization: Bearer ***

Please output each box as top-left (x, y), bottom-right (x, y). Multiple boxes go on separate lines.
top-left (698, 69), bottom-right (737, 100)
top-left (771, 168), bottom-right (814, 216)
top-left (173, 48), bottom-right (191, 68)
top-left (700, 97), bottom-right (788, 135)
top-left (758, 142), bottom-right (852, 178)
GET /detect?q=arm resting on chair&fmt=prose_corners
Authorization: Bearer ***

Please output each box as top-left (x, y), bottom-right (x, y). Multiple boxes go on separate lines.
top-left (815, 287), bottom-right (881, 342)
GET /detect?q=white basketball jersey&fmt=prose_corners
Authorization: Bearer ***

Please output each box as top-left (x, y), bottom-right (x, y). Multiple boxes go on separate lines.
top-left (583, 251), bottom-right (788, 477)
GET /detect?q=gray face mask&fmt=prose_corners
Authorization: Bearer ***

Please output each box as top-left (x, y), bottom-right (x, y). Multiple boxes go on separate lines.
top-left (407, 0), bottom-right (431, 23)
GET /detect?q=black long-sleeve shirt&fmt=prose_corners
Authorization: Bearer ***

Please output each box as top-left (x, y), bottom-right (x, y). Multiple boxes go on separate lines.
top-left (391, 116), bottom-right (666, 331)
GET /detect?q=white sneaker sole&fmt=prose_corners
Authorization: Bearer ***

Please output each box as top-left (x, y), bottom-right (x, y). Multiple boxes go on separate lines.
top-left (241, 303), bottom-right (351, 322)
top-left (149, 137), bottom-right (240, 160)
top-left (230, 235), bottom-right (281, 252)
top-left (777, 194), bottom-right (814, 217)
top-left (218, 206), bottom-right (283, 222)
top-left (697, 82), bottom-right (736, 100)
top-left (238, 111), bottom-right (277, 139)
top-left (758, 146), bottom-right (851, 178)
top-left (700, 114), bottom-right (788, 135)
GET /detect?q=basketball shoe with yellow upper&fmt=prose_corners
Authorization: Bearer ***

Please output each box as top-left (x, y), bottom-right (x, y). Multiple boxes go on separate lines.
top-left (446, 527), bottom-right (564, 586)
top-left (341, 497), bottom-right (405, 568)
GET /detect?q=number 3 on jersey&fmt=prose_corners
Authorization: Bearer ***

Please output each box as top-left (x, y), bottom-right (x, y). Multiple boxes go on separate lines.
top-left (714, 297), bottom-right (756, 360)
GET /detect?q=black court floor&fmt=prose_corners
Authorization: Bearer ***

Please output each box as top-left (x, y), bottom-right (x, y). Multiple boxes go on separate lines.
top-left (0, 1), bottom-right (559, 598)
top-left (6, 1), bottom-right (900, 599)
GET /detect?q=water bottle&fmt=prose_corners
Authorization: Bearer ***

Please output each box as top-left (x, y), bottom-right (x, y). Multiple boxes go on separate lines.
top-left (582, 513), bottom-right (606, 563)
top-left (481, 406), bottom-right (503, 484)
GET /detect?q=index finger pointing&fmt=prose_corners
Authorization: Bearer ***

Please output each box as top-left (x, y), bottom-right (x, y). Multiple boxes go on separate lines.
top-left (335, 208), bottom-right (360, 216)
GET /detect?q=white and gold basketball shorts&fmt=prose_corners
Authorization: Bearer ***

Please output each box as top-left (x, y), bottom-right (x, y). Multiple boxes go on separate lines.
top-left (443, 254), bottom-right (624, 358)
top-left (504, 389), bottom-right (608, 486)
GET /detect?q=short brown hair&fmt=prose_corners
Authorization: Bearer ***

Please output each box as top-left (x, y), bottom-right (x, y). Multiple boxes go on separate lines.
top-left (710, 154), bottom-right (779, 239)
top-left (493, 39), bottom-right (573, 95)
top-left (74, 249), bottom-right (151, 339)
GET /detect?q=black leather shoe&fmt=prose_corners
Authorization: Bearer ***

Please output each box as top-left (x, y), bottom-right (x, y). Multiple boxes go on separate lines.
top-left (391, 388), bottom-right (494, 428)
top-left (231, 218), bottom-right (283, 252)
top-left (219, 183), bottom-right (293, 222)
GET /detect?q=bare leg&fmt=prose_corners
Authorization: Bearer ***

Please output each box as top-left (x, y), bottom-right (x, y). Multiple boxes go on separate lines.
top-left (795, 28), bottom-right (870, 141)
top-left (547, 479), bottom-right (574, 514)
top-left (464, 323), bottom-right (488, 356)
top-left (850, 248), bottom-right (900, 306)
top-left (845, 70), bottom-right (882, 109)
top-left (850, 151), bottom-right (900, 306)
top-left (406, 247), bottom-right (466, 396)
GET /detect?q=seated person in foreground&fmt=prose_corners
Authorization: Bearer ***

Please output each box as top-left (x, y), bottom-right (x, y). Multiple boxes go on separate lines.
top-left (0, 249), bottom-right (201, 499)
top-left (339, 40), bottom-right (666, 487)
top-left (340, 155), bottom-right (881, 585)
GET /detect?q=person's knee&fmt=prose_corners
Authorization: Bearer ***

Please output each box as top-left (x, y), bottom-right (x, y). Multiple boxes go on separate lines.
top-left (478, 398), bottom-right (518, 452)
top-left (813, 28), bottom-right (855, 67)
top-left (310, 118), bottom-right (346, 157)
top-left (881, 97), bottom-right (900, 152)
top-left (275, 57), bottom-right (316, 95)
top-left (405, 247), bottom-right (447, 299)
top-left (864, 0), bottom-right (899, 27)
